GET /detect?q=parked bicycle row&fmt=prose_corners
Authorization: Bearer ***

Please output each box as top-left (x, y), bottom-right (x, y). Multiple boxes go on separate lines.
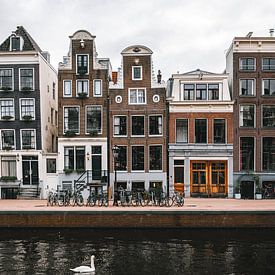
top-left (46, 189), bottom-right (184, 207)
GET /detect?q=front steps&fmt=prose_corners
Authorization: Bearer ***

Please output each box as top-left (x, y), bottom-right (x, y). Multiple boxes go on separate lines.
top-left (17, 187), bottom-right (40, 199)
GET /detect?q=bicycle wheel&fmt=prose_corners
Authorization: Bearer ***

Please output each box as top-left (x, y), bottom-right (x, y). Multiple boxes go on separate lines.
top-left (166, 197), bottom-right (173, 207)
top-left (77, 195), bottom-right (84, 206)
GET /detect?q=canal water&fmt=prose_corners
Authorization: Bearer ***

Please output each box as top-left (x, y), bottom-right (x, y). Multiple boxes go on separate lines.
top-left (0, 228), bottom-right (274, 274)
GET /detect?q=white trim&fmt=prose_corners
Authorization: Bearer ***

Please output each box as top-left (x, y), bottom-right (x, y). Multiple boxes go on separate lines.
top-left (131, 145), bottom-right (145, 172)
top-left (213, 118), bottom-right (227, 144)
top-left (20, 129), bottom-right (36, 150)
top-left (239, 78), bottom-right (256, 96)
top-left (63, 79), bottom-right (72, 97)
top-left (262, 78), bottom-right (275, 96)
top-left (113, 115), bottom-right (127, 137)
top-left (19, 67), bottom-right (35, 91)
top-left (93, 79), bottom-right (102, 97)
top-left (239, 104), bottom-right (256, 128)
top-left (262, 57), bottom-right (275, 71)
top-left (132, 66), bottom-right (142, 80)
top-left (0, 129), bottom-right (15, 149)
top-left (19, 98), bottom-right (35, 120)
top-left (148, 144), bottom-right (163, 172)
top-left (9, 35), bottom-right (24, 51)
top-left (0, 68), bottom-right (14, 91)
top-left (85, 105), bottom-right (103, 135)
top-left (76, 79), bottom-right (89, 97)
top-left (63, 105), bottom-right (80, 134)
top-left (128, 88), bottom-right (146, 105)
top-left (148, 114), bottom-right (163, 137)
top-left (76, 54), bottom-right (89, 75)
top-left (131, 115), bottom-right (145, 137)
top-left (239, 57), bottom-right (256, 71)
top-left (0, 98), bottom-right (15, 120)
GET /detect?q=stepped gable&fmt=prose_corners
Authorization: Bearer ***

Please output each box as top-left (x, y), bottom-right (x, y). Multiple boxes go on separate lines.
top-left (0, 25), bottom-right (42, 52)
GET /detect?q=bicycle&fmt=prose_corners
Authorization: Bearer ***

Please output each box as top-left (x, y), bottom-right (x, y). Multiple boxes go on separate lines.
top-left (47, 190), bottom-right (58, 206)
top-left (171, 191), bottom-right (184, 207)
top-left (71, 190), bottom-right (84, 206)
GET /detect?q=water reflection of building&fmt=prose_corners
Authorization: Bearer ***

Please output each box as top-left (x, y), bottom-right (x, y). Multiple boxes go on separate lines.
top-left (168, 69), bottom-right (234, 197)
top-left (226, 30), bottom-right (275, 199)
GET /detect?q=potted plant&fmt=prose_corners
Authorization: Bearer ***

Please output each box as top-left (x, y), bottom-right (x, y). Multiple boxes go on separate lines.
top-left (77, 92), bottom-right (87, 99)
top-left (64, 130), bottom-right (76, 137)
top-left (235, 180), bottom-right (241, 199)
top-left (0, 176), bottom-right (17, 182)
top-left (76, 168), bottom-right (85, 174)
top-left (255, 179), bottom-right (262, 200)
top-left (63, 168), bottom-right (74, 174)
top-left (22, 115), bottom-right (33, 121)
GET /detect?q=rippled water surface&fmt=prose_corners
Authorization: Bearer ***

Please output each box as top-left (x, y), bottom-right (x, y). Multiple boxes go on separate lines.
top-left (0, 228), bottom-right (275, 274)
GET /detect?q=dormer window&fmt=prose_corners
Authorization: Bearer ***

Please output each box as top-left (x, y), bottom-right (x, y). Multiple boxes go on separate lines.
top-left (132, 66), bottom-right (142, 80)
top-left (77, 54), bottom-right (88, 75)
top-left (11, 37), bottom-right (20, 51)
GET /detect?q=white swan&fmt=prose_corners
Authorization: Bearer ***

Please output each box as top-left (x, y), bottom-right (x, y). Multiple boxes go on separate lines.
top-left (70, 255), bottom-right (95, 273)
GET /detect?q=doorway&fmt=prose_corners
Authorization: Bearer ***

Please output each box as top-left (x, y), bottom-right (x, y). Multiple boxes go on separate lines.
top-left (91, 146), bottom-right (102, 180)
top-left (241, 181), bottom-right (254, 199)
top-left (22, 156), bottom-right (39, 185)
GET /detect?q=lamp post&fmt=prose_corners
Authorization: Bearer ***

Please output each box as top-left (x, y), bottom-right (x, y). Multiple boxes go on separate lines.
top-left (112, 145), bottom-right (119, 192)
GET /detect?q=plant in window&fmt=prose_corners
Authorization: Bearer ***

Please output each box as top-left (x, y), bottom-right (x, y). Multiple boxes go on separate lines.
top-left (0, 86), bottom-right (12, 91)
top-left (76, 168), bottom-right (85, 174)
top-left (2, 144), bottom-right (13, 150)
top-left (1, 115), bottom-right (13, 120)
top-left (64, 130), bottom-right (76, 137)
top-left (63, 168), bottom-right (74, 174)
top-left (22, 115), bottom-right (33, 121)
top-left (77, 92), bottom-right (87, 99)
top-left (0, 176), bottom-right (17, 182)
top-left (21, 86), bottom-right (32, 92)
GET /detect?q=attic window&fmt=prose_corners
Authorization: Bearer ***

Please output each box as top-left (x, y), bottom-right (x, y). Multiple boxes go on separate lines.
top-left (11, 37), bottom-right (20, 51)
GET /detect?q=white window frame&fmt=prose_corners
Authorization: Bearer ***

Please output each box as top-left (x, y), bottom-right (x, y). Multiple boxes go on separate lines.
top-left (262, 79), bottom-right (275, 96)
top-left (262, 57), bottom-right (275, 71)
top-left (239, 57), bottom-right (256, 71)
top-left (0, 98), bottom-right (15, 120)
top-left (63, 105), bottom-right (80, 134)
top-left (19, 68), bottom-right (34, 91)
top-left (63, 80), bottom-right (72, 97)
top-left (9, 35), bottom-right (23, 51)
top-left (149, 144), bottom-right (163, 172)
top-left (0, 68), bottom-right (14, 91)
top-left (148, 114), bottom-right (163, 137)
top-left (131, 115), bottom-right (145, 137)
top-left (239, 104), bottom-right (256, 128)
top-left (128, 88), bottom-right (146, 105)
top-left (0, 129), bottom-right (15, 149)
top-left (132, 66), bottom-right (142, 80)
top-left (131, 145), bottom-right (145, 172)
top-left (20, 129), bottom-right (36, 150)
top-left (76, 54), bottom-right (89, 75)
top-left (239, 79), bottom-right (255, 96)
top-left (113, 115), bottom-right (127, 137)
top-left (19, 98), bottom-right (35, 120)
top-left (76, 79), bottom-right (89, 97)
top-left (93, 79), bottom-right (102, 97)
top-left (85, 105), bottom-right (102, 135)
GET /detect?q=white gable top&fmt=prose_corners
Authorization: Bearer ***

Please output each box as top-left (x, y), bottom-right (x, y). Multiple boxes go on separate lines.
top-left (69, 30), bottom-right (96, 40)
top-left (121, 45), bottom-right (153, 56)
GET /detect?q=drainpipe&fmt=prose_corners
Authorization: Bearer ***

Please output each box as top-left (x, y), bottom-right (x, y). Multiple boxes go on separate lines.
top-left (166, 98), bottom-right (170, 196)
top-left (106, 71), bottom-right (111, 201)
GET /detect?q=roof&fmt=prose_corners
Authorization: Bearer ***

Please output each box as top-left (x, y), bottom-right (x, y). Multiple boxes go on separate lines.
top-left (121, 45), bottom-right (153, 55)
top-left (182, 69), bottom-right (216, 75)
top-left (0, 26), bottom-right (42, 52)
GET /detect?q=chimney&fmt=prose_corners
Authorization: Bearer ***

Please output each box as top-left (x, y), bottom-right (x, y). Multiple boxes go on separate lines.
top-left (157, 70), bottom-right (162, 84)
top-left (270, 28), bottom-right (274, 37)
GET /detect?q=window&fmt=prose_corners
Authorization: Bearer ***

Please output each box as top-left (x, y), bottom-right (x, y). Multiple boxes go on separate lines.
top-left (20, 69), bottom-right (34, 90)
top-left (208, 84), bottom-right (219, 100)
top-left (213, 119), bottom-right (225, 143)
top-left (116, 146), bottom-right (127, 171)
top-left (149, 115), bottom-right (162, 136)
top-left (129, 88), bottom-right (146, 104)
top-left (46, 159), bottom-right (56, 173)
top-left (211, 162), bottom-right (225, 185)
top-left (0, 69), bottom-right (13, 90)
top-left (51, 108), bottom-right (54, 124)
top-left (263, 105), bottom-right (275, 127)
top-left (196, 84), bottom-right (207, 100)
top-left (183, 84), bottom-right (195, 100)
top-left (263, 137), bottom-right (275, 171)
top-left (21, 129), bottom-right (36, 149)
top-left (240, 137), bottom-right (254, 171)
top-left (195, 119), bottom-right (207, 143)
top-left (263, 79), bottom-right (275, 96)
top-left (86, 106), bottom-right (102, 134)
top-left (132, 181), bottom-right (145, 191)
top-left (262, 58), bottom-right (275, 71)
top-left (53, 82), bottom-right (56, 100)
top-left (64, 146), bottom-right (85, 170)
top-left (1, 156), bottom-right (16, 177)
top-left (174, 160), bottom-right (184, 184)
top-left (176, 119), bottom-right (188, 143)
top-left (1, 130), bottom-right (15, 149)
top-left (93, 79), bottom-right (102, 96)
top-left (132, 116), bottom-right (144, 136)
top-left (77, 54), bottom-right (88, 74)
top-left (0, 99), bottom-right (14, 119)
top-left (76, 80), bottom-right (89, 96)
top-left (64, 107), bottom-right (79, 133)
top-left (63, 80), bottom-right (72, 97)
top-left (149, 145), bottom-right (162, 170)
top-left (240, 79), bottom-right (255, 96)
top-left (240, 58), bottom-right (255, 71)
top-left (20, 98), bottom-right (35, 120)
top-left (240, 105), bottom-right (255, 127)
top-left (132, 66), bottom-right (142, 80)
top-left (132, 146), bottom-right (144, 171)
top-left (192, 162), bottom-right (206, 185)
top-left (114, 116), bottom-right (127, 136)
top-left (11, 37), bottom-right (20, 51)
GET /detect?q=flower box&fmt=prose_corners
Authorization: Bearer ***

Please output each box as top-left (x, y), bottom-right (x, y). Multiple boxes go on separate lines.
top-left (77, 92), bottom-right (87, 99)
top-left (63, 169), bottom-right (74, 174)
top-left (22, 115), bottom-right (33, 121)
top-left (0, 86), bottom-right (12, 91)
top-left (1, 115), bottom-right (13, 120)
top-left (22, 145), bottom-right (34, 150)
top-left (0, 176), bottom-right (17, 182)
top-left (64, 130), bottom-right (77, 137)
top-left (21, 87), bottom-right (33, 92)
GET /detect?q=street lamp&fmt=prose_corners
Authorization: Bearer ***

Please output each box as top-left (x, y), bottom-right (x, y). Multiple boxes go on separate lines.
top-left (112, 145), bottom-right (119, 191)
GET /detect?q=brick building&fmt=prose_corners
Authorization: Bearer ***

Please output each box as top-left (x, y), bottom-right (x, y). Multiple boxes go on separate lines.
top-left (0, 26), bottom-right (58, 199)
top-left (109, 45), bottom-right (167, 194)
top-left (57, 30), bottom-right (111, 191)
top-left (226, 31), bottom-right (275, 199)
top-left (168, 69), bottom-right (234, 197)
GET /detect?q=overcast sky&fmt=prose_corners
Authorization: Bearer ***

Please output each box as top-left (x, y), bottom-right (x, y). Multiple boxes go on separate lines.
top-left (1, 0), bottom-right (275, 80)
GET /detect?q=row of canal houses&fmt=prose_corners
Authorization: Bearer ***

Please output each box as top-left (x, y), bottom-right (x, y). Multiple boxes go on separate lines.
top-left (0, 26), bottom-right (275, 200)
